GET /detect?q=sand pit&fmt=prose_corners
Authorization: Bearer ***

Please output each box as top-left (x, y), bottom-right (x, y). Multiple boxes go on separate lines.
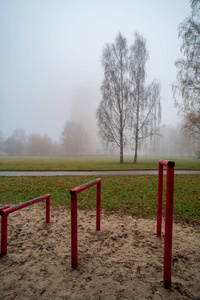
top-left (0, 204), bottom-right (200, 299)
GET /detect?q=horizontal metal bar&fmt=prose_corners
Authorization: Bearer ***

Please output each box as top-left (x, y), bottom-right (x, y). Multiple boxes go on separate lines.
top-left (0, 205), bottom-right (10, 212)
top-left (159, 160), bottom-right (175, 168)
top-left (0, 194), bottom-right (51, 216)
top-left (70, 178), bottom-right (101, 195)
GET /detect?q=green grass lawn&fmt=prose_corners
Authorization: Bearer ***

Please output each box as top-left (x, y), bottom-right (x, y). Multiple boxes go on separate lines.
top-left (0, 156), bottom-right (199, 170)
top-left (0, 175), bottom-right (199, 224)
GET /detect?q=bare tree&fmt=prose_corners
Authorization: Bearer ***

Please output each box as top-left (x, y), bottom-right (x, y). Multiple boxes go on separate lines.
top-left (97, 32), bottom-right (161, 163)
top-left (173, 0), bottom-right (200, 140)
top-left (12, 128), bottom-right (27, 155)
top-left (27, 134), bottom-right (52, 156)
top-left (96, 33), bottom-right (129, 163)
top-left (61, 120), bottom-right (88, 156)
top-left (4, 137), bottom-right (17, 156)
top-left (0, 130), bottom-right (4, 153)
top-left (4, 128), bottom-right (27, 156)
top-left (129, 33), bottom-right (161, 163)
top-left (143, 123), bottom-right (199, 158)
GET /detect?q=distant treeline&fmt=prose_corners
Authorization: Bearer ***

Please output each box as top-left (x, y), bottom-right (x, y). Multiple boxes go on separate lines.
top-left (0, 122), bottom-right (199, 158)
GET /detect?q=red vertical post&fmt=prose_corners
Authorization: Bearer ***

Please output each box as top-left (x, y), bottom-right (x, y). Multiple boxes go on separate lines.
top-left (46, 196), bottom-right (50, 223)
top-left (96, 181), bottom-right (101, 231)
top-left (1, 214), bottom-right (8, 255)
top-left (163, 165), bottom-right (174, 289)
top-left (71, 193), bottom-right (78, 269)
top-left (157, 162), bottom-right (163, 237)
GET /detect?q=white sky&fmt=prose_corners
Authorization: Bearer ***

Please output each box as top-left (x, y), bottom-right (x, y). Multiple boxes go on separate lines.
top-left (0, 0), bottom-right (191, 141)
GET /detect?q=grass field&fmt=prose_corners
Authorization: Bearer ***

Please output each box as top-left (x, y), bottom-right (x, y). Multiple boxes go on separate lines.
top-left (0, 175), bottom-right (199, 224)
top-left (0, 156), bottom-right (199, 170)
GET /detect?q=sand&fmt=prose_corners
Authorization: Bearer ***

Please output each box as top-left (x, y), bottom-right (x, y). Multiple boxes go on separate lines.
top-left (0, 204), bottom-right (200, 300)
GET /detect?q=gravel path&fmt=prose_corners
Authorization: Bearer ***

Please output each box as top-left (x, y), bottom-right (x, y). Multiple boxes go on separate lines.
top-left (0, 170), bottom-right (199, 176)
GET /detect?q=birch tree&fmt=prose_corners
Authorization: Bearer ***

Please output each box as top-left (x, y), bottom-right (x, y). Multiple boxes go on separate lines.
top-left (97, 32), bottom-right (161, 163)
top-left (96, 33), bottom-right (129, 163)
top-left (129, 33), bottom-right (161, 163)
top-left (173, 0), bottom-right (200, 140)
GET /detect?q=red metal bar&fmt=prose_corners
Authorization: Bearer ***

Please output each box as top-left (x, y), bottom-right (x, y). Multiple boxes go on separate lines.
top-left (157, 163), bottom-right (163, 237)
top-left (70, 178), bottom-right (101, 195)
top-left (0, 206), bottom-right (10, 255)
top-left (96, 181), bottom-right (101, 231)
top-left (1, 214), bottom-right (8, 255)
top-left (0, 205), bottom-right (10, 212)
top-left (159, 159), bottom-right (175, 168)
top-left (157, 159), bottom-right (175, 289)
top-left (71, 193), bottom-right (78, 269)
top-left (163, 166), bottom-right (174, 289)
top-left (46, 196), bottom-right (50, 223)
top-left (0, 194), bottom-right (51, 216)
top-left (70, 178), bottom-right (101, 269)
top-left (0, 194), bottom-right (51, 255)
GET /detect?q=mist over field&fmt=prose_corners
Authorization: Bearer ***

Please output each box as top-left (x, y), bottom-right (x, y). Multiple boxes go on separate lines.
top-left (1, 0), bottom-right (198, 158)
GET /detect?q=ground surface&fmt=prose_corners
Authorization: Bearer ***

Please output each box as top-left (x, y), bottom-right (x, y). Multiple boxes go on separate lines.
top-left (0, 205), bottom-right (200, 300)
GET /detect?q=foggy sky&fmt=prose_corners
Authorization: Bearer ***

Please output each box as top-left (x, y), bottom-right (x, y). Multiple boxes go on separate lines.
top-left (0, 0), bottom-right (191, 141)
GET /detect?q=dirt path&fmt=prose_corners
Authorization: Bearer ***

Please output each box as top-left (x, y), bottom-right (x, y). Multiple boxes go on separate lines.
top-left (0, 205), bottom-right (200, 299)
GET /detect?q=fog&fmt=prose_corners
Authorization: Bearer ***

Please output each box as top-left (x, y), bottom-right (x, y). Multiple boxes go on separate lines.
top-left (0, 0), bottom-right (191, 148)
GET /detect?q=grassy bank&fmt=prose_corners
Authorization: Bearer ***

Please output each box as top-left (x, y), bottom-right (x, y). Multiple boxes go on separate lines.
top-left (0, 175), bottom-right (199, 224)
top-left (0, 156), bottom-right (199, 170)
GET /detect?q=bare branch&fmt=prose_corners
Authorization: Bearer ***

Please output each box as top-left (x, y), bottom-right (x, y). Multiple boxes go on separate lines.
top-left (173, 1), bottom-right (200, 139)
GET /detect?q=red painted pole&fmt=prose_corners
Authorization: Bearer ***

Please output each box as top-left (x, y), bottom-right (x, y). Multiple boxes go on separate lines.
top-left (0, 205), bottom-right (10, 212)
top-left (96, 181), bottom-right (101, 231)
top-left (1, 194), bottom-right (51, 215)
top-left (71, 193), bottom-right (78, 269)
top-left (70, 178), bottom-right (101, 195)
top-left (1, 214), bottom-right (8, 255)
top-left (163, 165), bottom-right (174, 289)
top-left (157, 162), bottom-right (163, 237)
top-left (46, 196), bottom-right (50, 223)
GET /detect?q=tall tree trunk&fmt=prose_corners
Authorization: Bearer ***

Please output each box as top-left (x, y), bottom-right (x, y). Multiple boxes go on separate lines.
top-left (120, 115), bottom-right (123, 164)
top-left (120, 143), bottom-right (123, 163)
top-left (120, 57), bottom-right (124, 164)
top-left (133, 94), bottom-right (140, 163)
top-left (133, 131), bottom-right (138, 163)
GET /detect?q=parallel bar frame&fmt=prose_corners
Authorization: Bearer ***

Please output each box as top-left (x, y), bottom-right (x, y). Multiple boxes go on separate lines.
top-left (0, 194), bottom-right (51, 255)
top-left (70, 178), bottom-right (101, 269)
